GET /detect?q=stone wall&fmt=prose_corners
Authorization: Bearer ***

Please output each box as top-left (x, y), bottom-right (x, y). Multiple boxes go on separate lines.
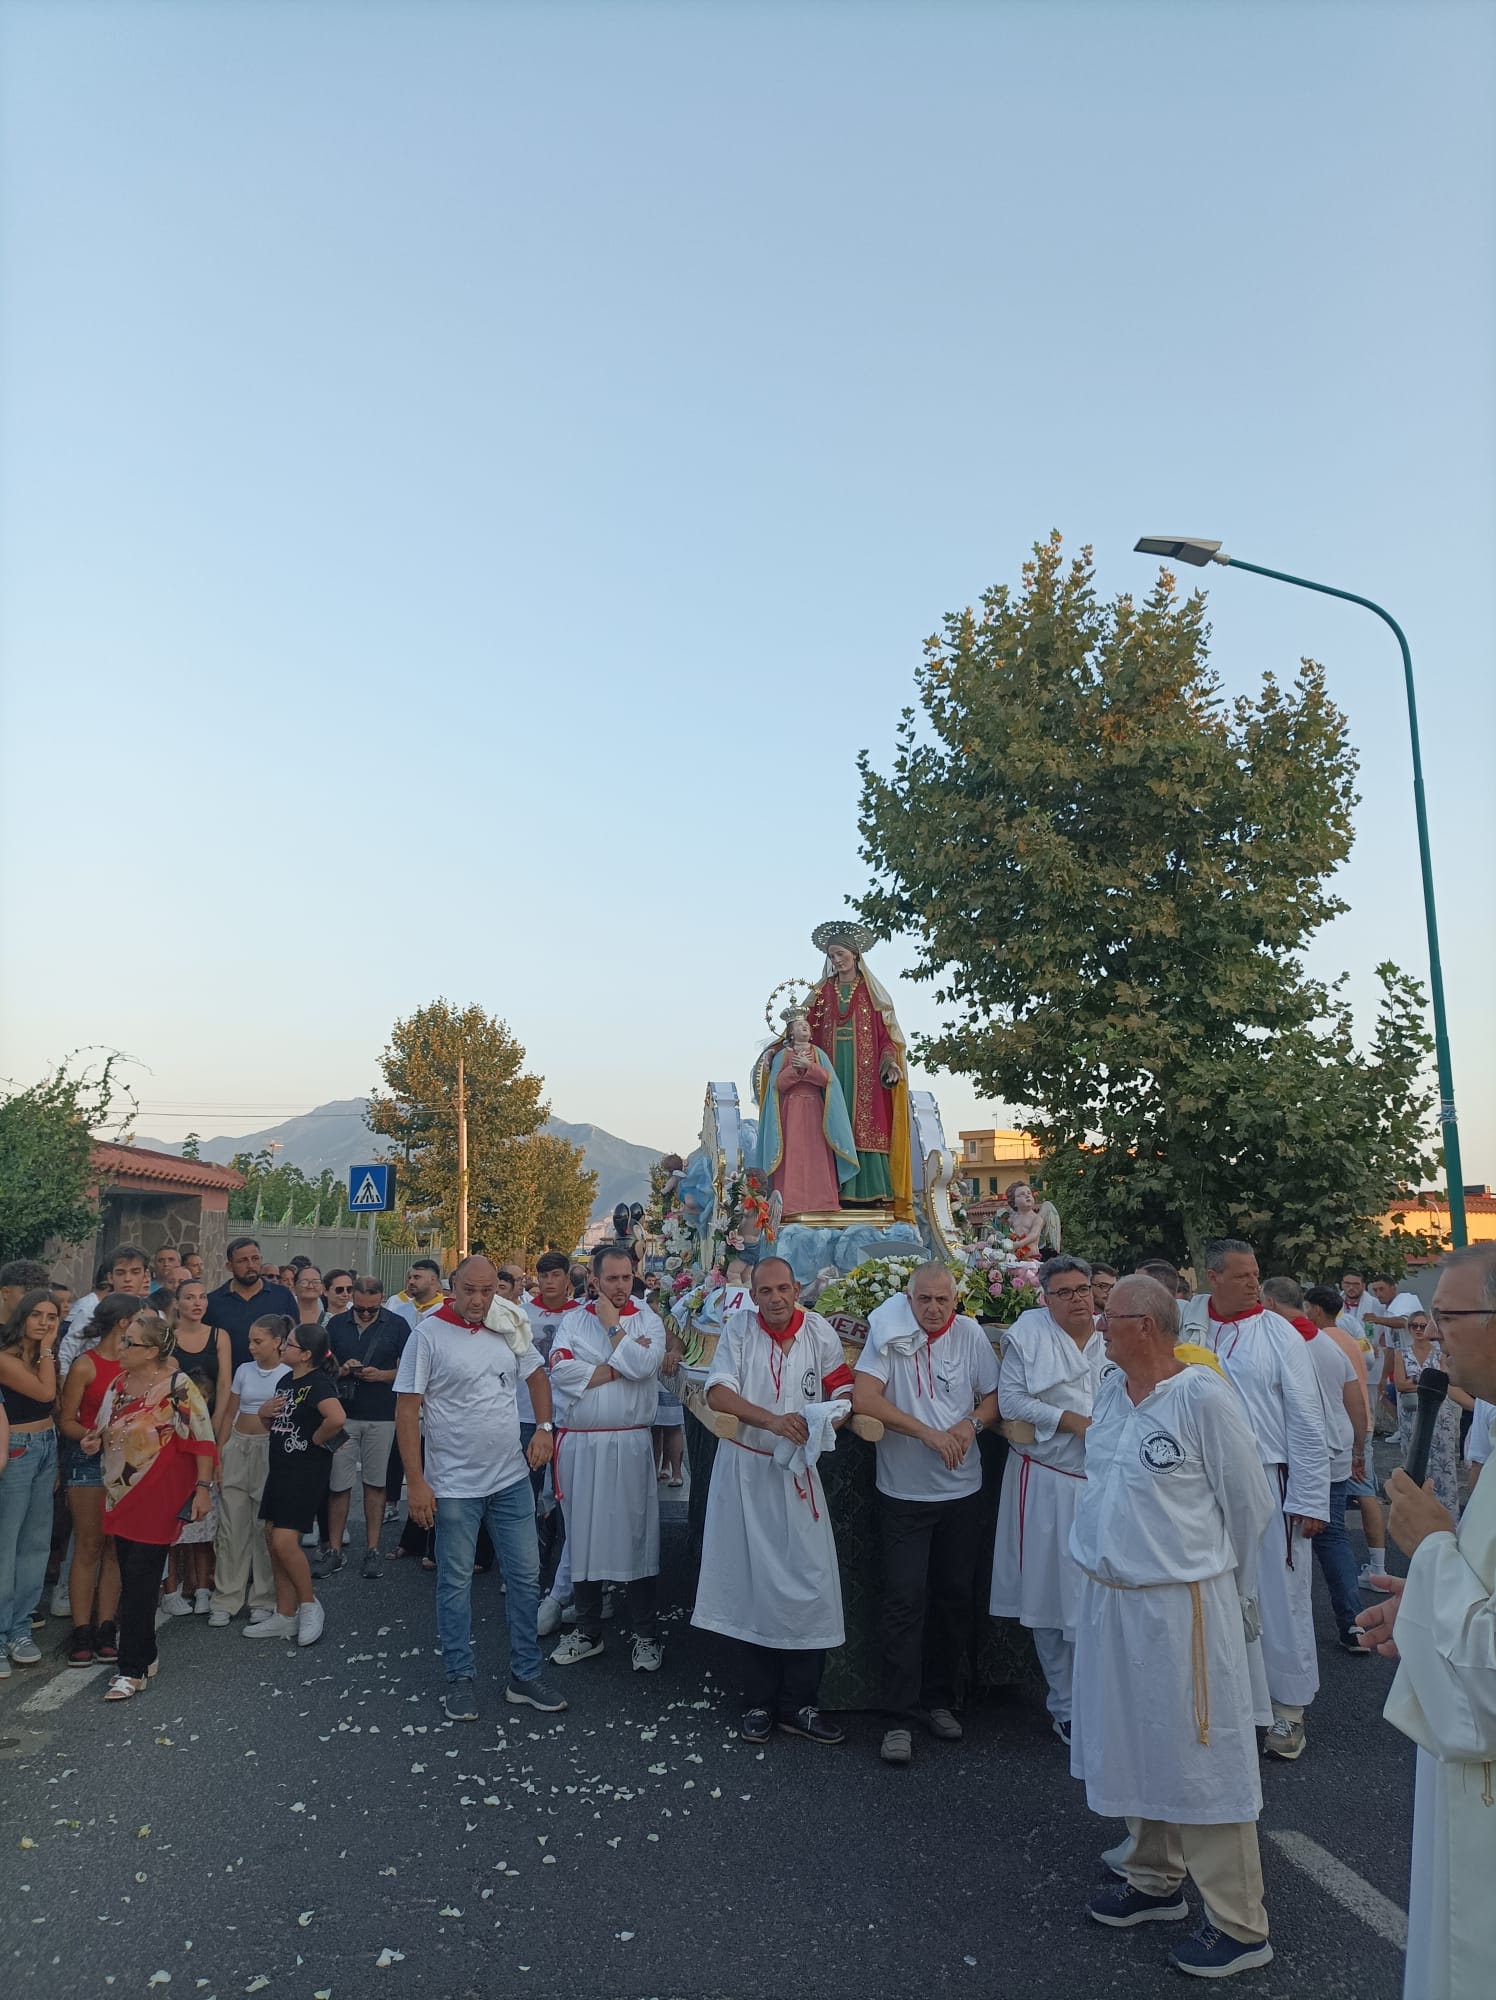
top-left (45, 1194), bottom-right (230, 1293)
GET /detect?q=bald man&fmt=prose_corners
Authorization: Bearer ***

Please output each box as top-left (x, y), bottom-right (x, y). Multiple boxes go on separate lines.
top-left (854, 1262), bottom-right (999, 1766)
top-left (394, 1255), bottom-right (565, 1723)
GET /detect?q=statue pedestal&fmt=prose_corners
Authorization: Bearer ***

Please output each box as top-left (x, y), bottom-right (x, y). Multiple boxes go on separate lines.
top-left (786, 1207), bottom-right (897, 1230)
top-left (772, 1218), bottom-right (924, 1286)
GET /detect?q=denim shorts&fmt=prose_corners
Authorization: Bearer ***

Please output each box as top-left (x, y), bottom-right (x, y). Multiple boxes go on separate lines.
top-left (63, 1442), bottom-right (103, 1490)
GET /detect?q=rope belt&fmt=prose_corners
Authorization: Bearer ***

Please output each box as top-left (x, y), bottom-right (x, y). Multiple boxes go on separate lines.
top-left (552, 1425), bottom-right (651, 1505)
top-left (1016, 1451), bottom-right (1085, 1572)
top-left (1084, 1569), bottom-right (1212, 1747)
top-left (726, 1434), bottom-right (821, 1520)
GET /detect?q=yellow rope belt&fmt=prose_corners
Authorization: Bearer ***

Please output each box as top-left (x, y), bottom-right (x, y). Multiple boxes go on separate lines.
top-left (1083, 1571), bottom-right (1211, 1747)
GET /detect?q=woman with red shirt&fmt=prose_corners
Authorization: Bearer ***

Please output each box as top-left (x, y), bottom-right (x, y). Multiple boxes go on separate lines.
top-left (81, 1312), bottom-right (218, 1700)
top-left (57, 1293), bottom-right (140, 1667)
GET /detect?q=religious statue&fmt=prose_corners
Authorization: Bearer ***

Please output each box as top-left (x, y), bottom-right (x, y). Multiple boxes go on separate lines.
top-left (754, 1004), bottom-right (859, 1220)
top-left (806, 920), bottom-right (914, 1222)
top-left (1002, 1179), bottom-right (1061, 1259)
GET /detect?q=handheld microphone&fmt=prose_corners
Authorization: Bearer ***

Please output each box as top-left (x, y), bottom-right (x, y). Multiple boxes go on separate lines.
top-left (1403, 1367), bottom-right (1450, 1488)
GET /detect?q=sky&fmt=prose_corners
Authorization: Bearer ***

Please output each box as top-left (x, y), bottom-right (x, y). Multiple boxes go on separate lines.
top-left (1, 0), bottom-right (1492, 1182)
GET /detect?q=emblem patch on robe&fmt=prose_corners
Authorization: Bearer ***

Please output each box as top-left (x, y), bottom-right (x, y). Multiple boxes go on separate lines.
top-left (801, 1367), bottom-right (818, 1398)
top-left (1139, 1431), bottom-right (1186, 1473)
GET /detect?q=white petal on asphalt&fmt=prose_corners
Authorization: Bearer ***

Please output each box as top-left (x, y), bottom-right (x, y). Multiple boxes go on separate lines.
top-left (964, 1957), bottom-right (978, 1967)
top-left (147, 1978), bottom-right (171, 1990)
top-left (616, 1932), bottom-right (635, 1941)
top-left (246, 1980), bottom-right (271, 1994)
top-left (298, 1910), bottom-right (315, 1926)
top-left (374, 1948), bottom-right (405, 1967)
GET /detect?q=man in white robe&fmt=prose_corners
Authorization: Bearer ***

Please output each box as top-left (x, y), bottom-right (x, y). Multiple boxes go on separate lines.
top-left (1180, 1238), bottom-right (1329, 1760)
top-left (1357, 1243), bottom-right (1496, 2000)
top-left (989, 1253), bottom-right (1107, 1745)
top-left (692, 1257), bottom-right (854, 1745)
top-left (1074, 1275), bottom-right (1278, 1980)
top-left (546, 1244), bottom-right (665, 1672)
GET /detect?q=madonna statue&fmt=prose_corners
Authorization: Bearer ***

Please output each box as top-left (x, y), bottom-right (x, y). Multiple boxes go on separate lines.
top-left (806, 921), bottom-right (914, 1222)
top-left (755, 1008), bottom-right (860, 1219)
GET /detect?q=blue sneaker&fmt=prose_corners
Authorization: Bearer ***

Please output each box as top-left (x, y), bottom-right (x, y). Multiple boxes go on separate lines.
top-left (1168, 1923), bottom-right (1274, 1977)
top-left (1087, 1881), bottom-right (1190, 1928)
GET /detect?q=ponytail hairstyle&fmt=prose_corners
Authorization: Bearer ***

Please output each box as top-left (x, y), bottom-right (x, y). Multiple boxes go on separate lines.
top-left (285, 1318), bottom-right (337, 1376)
top-left (249, 1313), bottom-right (294, 1349)
top-left (88, 1292), bottom-right (149, 1350)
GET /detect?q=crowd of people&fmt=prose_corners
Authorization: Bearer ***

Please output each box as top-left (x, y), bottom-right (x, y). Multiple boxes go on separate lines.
top-left (2, 1230), bottom-right (1492, 1989)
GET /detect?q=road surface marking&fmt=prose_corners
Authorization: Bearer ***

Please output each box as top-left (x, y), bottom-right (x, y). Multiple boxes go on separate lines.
top-left (1265, 1829), bottom-right (1408, 1949)
top-left (20, 1663), bottom-right (106, 1711)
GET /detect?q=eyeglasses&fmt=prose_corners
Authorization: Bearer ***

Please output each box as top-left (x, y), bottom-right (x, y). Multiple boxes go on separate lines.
top-left (122, 1337), bottom-right (154, 1350)
top-left (1431, 1307), bottom-right (1495, 1333)
top-left (1099, 1311), bottom-right (1149, 1324)
top-left (1045, 1284), bottom-right (1093, 1303)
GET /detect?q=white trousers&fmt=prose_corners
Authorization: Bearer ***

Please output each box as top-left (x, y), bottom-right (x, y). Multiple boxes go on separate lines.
top-left (1031, 1626), bottom-right (1074, 1722)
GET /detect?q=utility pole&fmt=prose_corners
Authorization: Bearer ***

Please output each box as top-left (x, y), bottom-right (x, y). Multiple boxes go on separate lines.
top-left (456, 1055), bottom-right (470, 1260)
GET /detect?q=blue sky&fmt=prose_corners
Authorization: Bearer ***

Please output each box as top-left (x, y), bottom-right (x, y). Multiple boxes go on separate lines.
top-left (2, 0), bottom-right (1492, 1184)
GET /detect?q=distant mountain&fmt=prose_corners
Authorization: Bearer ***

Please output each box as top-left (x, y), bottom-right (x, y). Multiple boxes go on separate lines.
top-left (138, 1099), bottom-right (665, 1221)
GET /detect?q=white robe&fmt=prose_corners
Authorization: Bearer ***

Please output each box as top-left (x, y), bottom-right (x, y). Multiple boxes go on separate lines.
top-left (1384, 1432), bottom-right (1496, 2000)
top-left (1069, 1365), bottom-right (1277, 1824)
top-left (548, 1301), bottom-right (663, 1583)
top-left (692, 1309), bottom-right (851, 1651)
top-left (1180, 1300), bottom-right (1329, 1706)
top-left (989, 1309), bottom-right (1107, 1636)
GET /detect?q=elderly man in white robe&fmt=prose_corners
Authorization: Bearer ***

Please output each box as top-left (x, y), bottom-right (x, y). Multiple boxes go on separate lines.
top-left (547, 1244), bottom-right (666, 1673)
top-left (1180, 1237), bottom-right (1329, 1761)
top-left (1075, 1274), bottom-right (1278, 1981)
top-left (692, 1257), bottom-right (855, 1745)
top-left (1357, 1243), bottom-right (1496, 2000)
top-left (989, 1252), bottom-right (1106, 1746)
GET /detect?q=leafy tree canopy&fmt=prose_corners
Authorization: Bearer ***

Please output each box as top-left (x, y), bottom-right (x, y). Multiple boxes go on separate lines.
top-left (367, 999), bottom-right (597, 1261)
top-left (0, 1051), bottom-right (134, 1262)
top-left (855, 533), bottom-right (1437, 1273)
top-left (227, 1153), bottom-right (356, 1230)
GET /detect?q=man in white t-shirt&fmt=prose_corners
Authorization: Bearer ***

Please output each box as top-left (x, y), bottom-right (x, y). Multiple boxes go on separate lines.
top-left (853, 1262), bottom-right (999, 1766)
top-left (394, 1254), bottom-right (566, 1723)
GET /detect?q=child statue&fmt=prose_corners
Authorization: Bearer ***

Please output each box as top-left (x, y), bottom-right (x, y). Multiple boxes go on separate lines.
top-left (755, 1008), bottom-right (860, 1219)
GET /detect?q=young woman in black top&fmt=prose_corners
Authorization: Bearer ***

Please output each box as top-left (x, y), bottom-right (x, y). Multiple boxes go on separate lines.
top-left (249, 1321), bottom-right (344, 1649)
top-left (162, 1281), bottom-right (231, 1614)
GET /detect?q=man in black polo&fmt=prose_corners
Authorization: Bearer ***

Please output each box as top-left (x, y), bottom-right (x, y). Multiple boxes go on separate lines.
top-left (326, 1276), bottom-right (411, 1578)
top-left (205, 1237), bottom-right (298, 1372)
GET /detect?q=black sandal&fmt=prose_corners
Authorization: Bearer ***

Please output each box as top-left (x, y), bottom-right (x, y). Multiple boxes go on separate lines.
top-left (93, 1620), bottom-right (119, 1663)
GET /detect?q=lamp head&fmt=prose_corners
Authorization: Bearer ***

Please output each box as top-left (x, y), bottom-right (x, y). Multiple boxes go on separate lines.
top-left (1134, 537), bottom-right (1227, 566)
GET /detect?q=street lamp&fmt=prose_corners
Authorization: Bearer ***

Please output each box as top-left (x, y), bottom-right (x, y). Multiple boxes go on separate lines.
top-left (1133, 535), bottom-right (1467, 1248)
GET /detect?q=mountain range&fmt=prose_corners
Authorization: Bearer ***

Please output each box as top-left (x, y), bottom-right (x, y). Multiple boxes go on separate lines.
top-left (138, 1099), bottom-right (665, 1221)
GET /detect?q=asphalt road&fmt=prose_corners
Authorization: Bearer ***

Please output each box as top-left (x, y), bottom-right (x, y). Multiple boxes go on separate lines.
top-left (2, 1489), bottom-right (1415, 2000)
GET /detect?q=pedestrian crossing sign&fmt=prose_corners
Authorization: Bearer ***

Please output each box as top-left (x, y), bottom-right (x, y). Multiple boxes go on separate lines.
top-left (348, 1163), bottom-right (395, 1213)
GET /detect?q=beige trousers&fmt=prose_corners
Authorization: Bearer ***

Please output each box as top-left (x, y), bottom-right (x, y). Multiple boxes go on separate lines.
top-left (211, 1431), bottom-right (274, 1616)
top-left (1123, 1816), bottom-right (1269, 1945)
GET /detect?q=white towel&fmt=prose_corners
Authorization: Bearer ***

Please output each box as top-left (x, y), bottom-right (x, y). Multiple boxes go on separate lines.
top-left (865, 1291), bottom-right (926, 1359)
top-left (771, 1399), bottom-right (848, 1477)
top-left (484, 1294), bottom-right (533, 1353)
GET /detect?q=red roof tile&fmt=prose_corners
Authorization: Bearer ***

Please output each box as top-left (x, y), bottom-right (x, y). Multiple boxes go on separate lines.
top-left (1387, 1192), bottom-right (1496, 1215)
top-left (91, 1142), bottom-right (244, 1194)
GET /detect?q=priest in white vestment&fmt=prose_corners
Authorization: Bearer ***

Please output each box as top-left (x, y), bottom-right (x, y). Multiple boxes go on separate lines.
top-left (692, 1257), bottom-right (854, 1745)
top-left (1074, 1275), bottom-right (1278, 1981)
top-left (1180, 1238), bottom-right (1329, 1761)
top-left (989, 1254), bottom-right (1107, 1744)
top-left (1358, 1243), bottom-right (1496, 2000)
top-left (546, 1244), bottom-right (665, 1673)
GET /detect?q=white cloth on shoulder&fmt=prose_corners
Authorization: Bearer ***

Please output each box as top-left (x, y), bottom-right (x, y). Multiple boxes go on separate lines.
top-left (865, 1291), bottom-right (924, 1359)
top-left (771, 1399), bottom-right (846, 1477)
top-left (484, 1295), bottom-right (533, 1352)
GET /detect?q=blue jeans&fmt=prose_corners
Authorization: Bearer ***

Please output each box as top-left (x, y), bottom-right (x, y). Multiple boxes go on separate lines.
top-left (0, 1428), bottom-right (58, 1646)
top-left (435, 1476), bottom-right (542, 1684)
top-left (1311, 1478), bottom-right (1361, 1634)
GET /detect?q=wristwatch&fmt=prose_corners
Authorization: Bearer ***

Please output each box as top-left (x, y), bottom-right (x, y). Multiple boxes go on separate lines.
top-left (968, 1416), bottom-right (984, 1437)
top-left (536, 1421), bottom-right (555, 1434)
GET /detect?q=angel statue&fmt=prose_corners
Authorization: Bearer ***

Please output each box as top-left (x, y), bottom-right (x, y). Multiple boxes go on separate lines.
top-left (753, 1001), bottom-right (860, 1220)
top-left (1002, 1179), bottom-right (1062, 1259)
top-left (806, 920), bottom-right (914, 1222)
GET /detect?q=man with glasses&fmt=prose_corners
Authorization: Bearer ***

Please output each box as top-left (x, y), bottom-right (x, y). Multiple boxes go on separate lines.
top-left (989, 1254), bottom-right (1106, 1745)
top-left (1358, 1243), bottom-right (1496, 2000)
top-left (1181, 1240), bottom-right (1329, 1763)
top-left (1076, 1275), bottom-right (1278, 1980)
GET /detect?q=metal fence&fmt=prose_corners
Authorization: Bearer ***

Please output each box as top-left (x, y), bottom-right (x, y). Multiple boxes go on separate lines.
top-left (232, 1228), bottom-right (443, 1300)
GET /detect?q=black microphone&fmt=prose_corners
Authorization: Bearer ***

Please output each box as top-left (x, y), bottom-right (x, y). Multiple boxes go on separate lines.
top-left (1404, 1367), bottom-right (1450, 1488)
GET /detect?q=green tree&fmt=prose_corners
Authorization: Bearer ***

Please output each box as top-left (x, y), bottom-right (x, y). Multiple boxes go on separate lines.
top-left (855, 533), bottom-right (1438, 1274)
top-left (226, 1153), bottom-right (356, 1229)
top-left (181, 1131), bottom-right (202, 1161)
top-left (367, 999), bottom-right (596, 1258)
top-left (0, 1052), bottom-right (134, 1261)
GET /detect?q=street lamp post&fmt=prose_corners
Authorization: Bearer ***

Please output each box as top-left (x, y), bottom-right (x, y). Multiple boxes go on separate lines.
top-left (1133, 537), bottom-right (1467, 1248)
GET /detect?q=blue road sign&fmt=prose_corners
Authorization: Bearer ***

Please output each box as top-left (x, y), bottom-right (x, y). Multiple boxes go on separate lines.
top-left (348, 1163), bottom-right (396, 1213)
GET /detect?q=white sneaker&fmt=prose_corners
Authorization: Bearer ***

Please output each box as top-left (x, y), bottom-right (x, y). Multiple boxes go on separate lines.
top-left (536, 1595), bottom-right (566, 1638)
top-left (50, 1579), bottom-right (72, 1619)
top-left (296, 1599), bottom-right (326, 1648)
top-left (243, 1612), bottom-right (296, 1640)
top-left (1358, 1563), bottom-right (1387, 1589)
top-left (207, 1610), bottom-right (231, 1628)
top-left (300, 1529), bottom-right (319, 1548)
top-left (161, 1590), bottom-right (193, 1617)
top-left (631, 1636), bottom-right (663, 1673)
top-left (193, 1588), bottom-right (212, 1615)
top-left (549, 1631), bottom-right (604, 1667)
top-left (247, 1606), bottom-right (274, 1625)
